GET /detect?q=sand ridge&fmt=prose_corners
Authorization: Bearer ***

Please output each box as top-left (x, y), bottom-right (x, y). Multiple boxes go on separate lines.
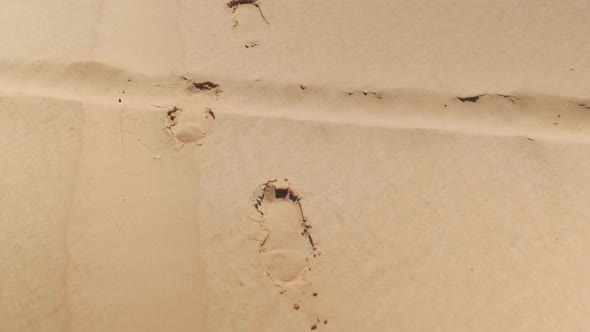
top-left (0, 60), bottom-right (589, 144)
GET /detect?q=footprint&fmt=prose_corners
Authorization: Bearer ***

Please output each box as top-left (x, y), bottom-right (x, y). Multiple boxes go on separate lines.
top-left (165, 107), bottom-right (215, 145)
top-left (252, 180), bottom-right (328, 325)
top-left (254, 179), bottom-right (315, 285)
top-left (227, 0), bottom-right (270, 48)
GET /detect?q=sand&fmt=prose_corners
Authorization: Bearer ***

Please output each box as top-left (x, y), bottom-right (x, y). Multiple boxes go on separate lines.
top-left (1, 1), bottom-right (590, 331)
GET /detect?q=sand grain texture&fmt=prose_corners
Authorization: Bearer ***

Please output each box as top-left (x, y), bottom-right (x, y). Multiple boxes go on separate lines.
top-left (1, 1), bottom-right (590, 331)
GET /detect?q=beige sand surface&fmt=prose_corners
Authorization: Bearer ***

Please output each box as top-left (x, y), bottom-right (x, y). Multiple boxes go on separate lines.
top-left (1, 1), bottom-right (590, 331)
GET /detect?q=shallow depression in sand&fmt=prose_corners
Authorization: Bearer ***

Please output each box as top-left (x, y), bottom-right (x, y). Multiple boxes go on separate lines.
top-left (255, 180), bottom-right (315, 284)
top-left (261, 249), bottom-right (308, 282)
top-left (172, 122), bottom-right (207, 143)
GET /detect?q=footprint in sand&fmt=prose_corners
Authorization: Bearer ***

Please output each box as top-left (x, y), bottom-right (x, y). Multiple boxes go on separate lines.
top-left (254, 179), bottom-right (316, 285)
top-left (227, 0), bottom-right (270, 48)
top-left (165, 107), bottom-right (215, 145)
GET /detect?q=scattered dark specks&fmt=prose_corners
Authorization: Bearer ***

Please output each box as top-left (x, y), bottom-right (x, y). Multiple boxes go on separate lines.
top-left (553, 122), bottom-right (559, 125)
top-left (244, 41), bottom-right (259, 48)
top-left (311, 324), bottom-right (317, 330)
top-left (324, 320), bottom-right (328, 325)
top-left (498, 94), bottom-right (518, 104)
top-left (313, 292), bottom-right (318, 297)
top-left (300, 84), bottom-right (306, 90)
top-left (293, 303), bottom-right (300, 310)
top-left (206, 108), bottom-right (216, 119)
top-left (118, 98), bottom-right (122, 103)
top-left (558, 114), bottom-right (561, 118)
top-left (347, 91), bottom-right (354, 96)
top-left (444, 104), bottom-right (447, 107)
top-left (570, 68), bottom-right (575, 71)
top-left (526, 137), bottom-right (535, 141)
